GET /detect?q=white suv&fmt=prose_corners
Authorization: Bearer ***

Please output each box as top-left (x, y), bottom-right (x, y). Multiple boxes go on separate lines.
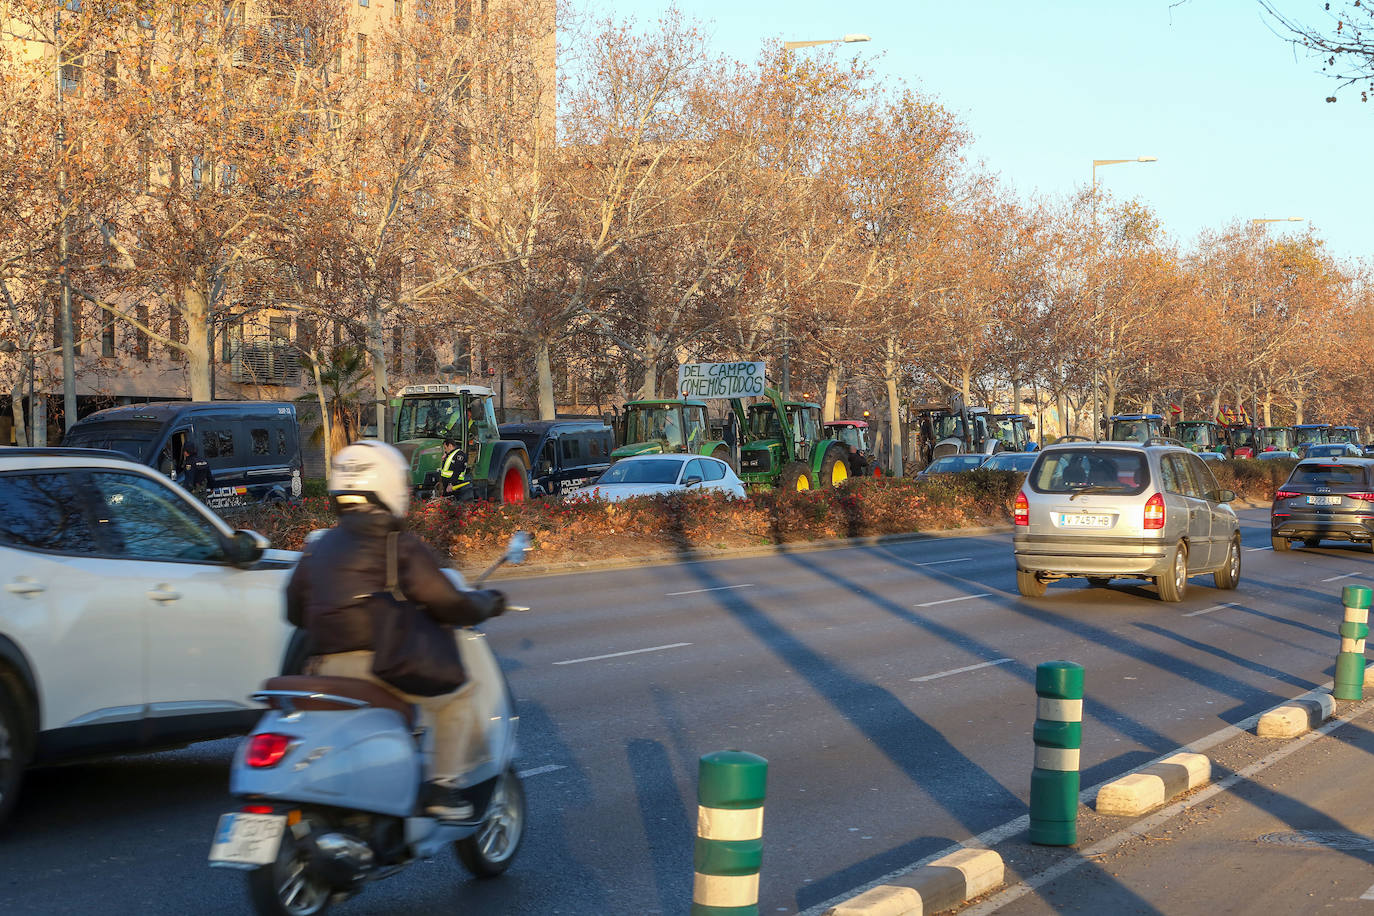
top-left (0, 448), bottom-right (304, 827)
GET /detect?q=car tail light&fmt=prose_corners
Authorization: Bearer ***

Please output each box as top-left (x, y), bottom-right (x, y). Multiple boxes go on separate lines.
top-left (1274, 490), bottom-right (1300, 500)
top-left (1143, 492), bottom-right (1165, 529)
top-left (1349, 493), bottom-right (1374, 502)
top-left (246, 733), bottom-right (293, 768)
top-left (1014, 490), bottom-right (1029, 526)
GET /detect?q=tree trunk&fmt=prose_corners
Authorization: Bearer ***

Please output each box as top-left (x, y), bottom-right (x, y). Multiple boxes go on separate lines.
top-left (310, 354), bottom-right (332, 469)
top-left (184, 285), bottom-right (212, 401)
top-left (1210, 390), bottom-right (1222, 423)
top-left (884, 338), bottom-right (902, 477)
top-left (368, 301), bottom-right (389, 437)
top-left (1294, 395), bottom-right (1305, 425)
top-left (822, 364), bottom-right (841, 422)
top-left (1103, 371), bottom-right (1119, 422)
top-left (535, 337), bottom-right (556, 420)
top-left (1263, 393), bottom-right (1273, 426)
top-left (637, 353), bottom-right (658, 400)
top-left (10, 382), bottom-right (27, 447)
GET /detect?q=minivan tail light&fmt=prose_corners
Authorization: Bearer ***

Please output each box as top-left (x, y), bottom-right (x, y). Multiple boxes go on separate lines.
top-left (1014, 491), bottom-right (1029, 526)
top-left (246, 733), bottom-right (293, 768)
top-left (1274, 490), bottom-right (1299, 500)
top-left (1143, 492), bottom-right (1165, 529)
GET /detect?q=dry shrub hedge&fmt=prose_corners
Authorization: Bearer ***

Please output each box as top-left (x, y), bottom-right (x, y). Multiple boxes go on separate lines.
top-left (235, 459), bottom-right (1293, 569)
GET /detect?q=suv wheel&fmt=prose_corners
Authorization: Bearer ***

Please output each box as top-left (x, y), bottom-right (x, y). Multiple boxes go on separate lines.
top-left (0, 686), bottom-right (27, 829)
top-left (1214, 536), bottom-right (1241, 590)
top-left (1016, 568), bottom-right (1047, 598)
top-left (1271, 535), bottom-right (1290, 552)
top-left (1157, 542), bottom-right (1188, 603)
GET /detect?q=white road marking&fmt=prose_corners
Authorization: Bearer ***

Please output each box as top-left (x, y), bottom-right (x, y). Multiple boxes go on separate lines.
top-left (1245, 546), bottom-right (1273, 552)
top-left (665, 584), bottom-right (755, 597)
top-left (911, 658), bottom-right (1015, 682)
top-left (915, 556), bottom-right (972, 567)
top-left (1321, 571), bottom-right (1365, 583)
top-left (1360, 884), bottom-right (1374, 901)
top-left (916, 592), bottom-right (992, 608)
top-left (553, 643), bottom-right (692, 666)
top-left (798, 673), bottom-right (1363, 916)
top-left (1183, 602), bottom-right (1238, 618)
top-left (517, 764), bottom-right (566, 778)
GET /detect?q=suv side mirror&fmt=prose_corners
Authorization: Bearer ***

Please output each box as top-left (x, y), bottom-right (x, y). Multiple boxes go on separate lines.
top-left (230, 529), bottom-right (270, 567)
top-left (1214, 489), bottom-right (1237, 503)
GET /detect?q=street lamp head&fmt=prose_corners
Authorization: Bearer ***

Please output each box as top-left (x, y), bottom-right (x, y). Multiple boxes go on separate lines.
top-left (1137, 156), bottom-right (1158, 162)
top-left (1288, 216), bottom-right (1304, 222)
top-left (842, 33), bottom-right (871, 43)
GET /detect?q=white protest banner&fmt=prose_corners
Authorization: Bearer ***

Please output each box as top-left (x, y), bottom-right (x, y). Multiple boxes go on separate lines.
top-left (677, 362), bottom-right (766, 399)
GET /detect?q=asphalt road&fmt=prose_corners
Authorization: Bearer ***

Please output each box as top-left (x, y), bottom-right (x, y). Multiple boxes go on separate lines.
top-left (1, 507), bottom-right (1367, 915)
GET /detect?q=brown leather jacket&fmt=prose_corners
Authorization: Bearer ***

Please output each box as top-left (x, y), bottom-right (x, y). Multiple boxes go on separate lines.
top-left (286, 508), bottom-right (501, 656)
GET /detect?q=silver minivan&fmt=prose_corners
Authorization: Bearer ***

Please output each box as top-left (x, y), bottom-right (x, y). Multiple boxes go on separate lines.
top-left (1012, 441), bottom-right (1241, 601)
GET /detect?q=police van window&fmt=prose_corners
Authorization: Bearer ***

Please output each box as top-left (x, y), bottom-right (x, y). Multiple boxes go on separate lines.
top-left (562, 437), bottom-right (581, 463)
top-left (251, 428), bottom-right (270, 456)
top-left (588, 437), bottom-right (604, 459)
top-left (277, 427), bottom-right (288, 455)
top-left (201, 429), bottom-right (220, 459)
top-left (216, 429), bottom-right (235, 459)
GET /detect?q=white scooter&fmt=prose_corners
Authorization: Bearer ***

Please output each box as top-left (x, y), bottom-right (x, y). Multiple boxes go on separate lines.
top-left (209, 534), bottom-right (531, 916)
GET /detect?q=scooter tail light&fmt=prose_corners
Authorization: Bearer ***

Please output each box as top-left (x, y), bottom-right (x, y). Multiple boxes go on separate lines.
top-left (1143, 492), bottom-right (1165, 529)
top-left (1014, 490), bottom-right (1029, 526)
top-left (242, 804), bottom-right (276, 814)
top-left (246, 733), bottom-right (293, 768)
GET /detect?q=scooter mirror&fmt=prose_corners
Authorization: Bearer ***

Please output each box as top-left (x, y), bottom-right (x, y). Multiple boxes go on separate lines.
top-left (506, 531), bottom-right (531, 565)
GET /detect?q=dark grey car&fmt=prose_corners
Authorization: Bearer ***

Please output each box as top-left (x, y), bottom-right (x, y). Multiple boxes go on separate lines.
top-left (1013, 442), bottom-right (1241, 602)
top-left (1270, 457), bottom-right (1374, 551)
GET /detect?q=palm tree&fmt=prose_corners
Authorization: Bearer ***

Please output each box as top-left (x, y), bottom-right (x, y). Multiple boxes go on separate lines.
top-left (297, 345), bottom-right (369, 467)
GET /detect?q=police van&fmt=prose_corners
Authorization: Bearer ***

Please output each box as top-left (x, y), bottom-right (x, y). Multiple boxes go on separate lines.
top-left (62, 401), bottom-right (304, 511)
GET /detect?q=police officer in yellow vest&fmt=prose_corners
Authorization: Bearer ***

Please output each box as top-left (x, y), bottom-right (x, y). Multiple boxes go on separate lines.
top-left (436, 437), bottom-right (471, 500)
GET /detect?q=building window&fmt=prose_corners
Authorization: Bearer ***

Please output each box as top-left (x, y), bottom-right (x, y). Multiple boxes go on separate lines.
top-left (358, 0), bottom-right (368, 7)
top-left (454, 0), bottom-right (469, 33)
top-left (59, 46), bottom-right (83, 95)
top-left (390, 326), bottom-right (404, 373)
top-left (135, 303), bottom-right (150, 360)
top-left (168, 305), bottom-right (184, 360)
top-left (452, 334), bottom-right (471, 374)
top-left (392, 51), bottom-right (402, 84)
top-left (101, 317), bottom-right (115, 357)
top-left (103, 50), bottom-right (117, 98)
top-left (356, 33), bottom-right (367, 77)
top-left (393, 0), bottom-right (402, 18)
top-left (51, 299), bottom-right (82, 356)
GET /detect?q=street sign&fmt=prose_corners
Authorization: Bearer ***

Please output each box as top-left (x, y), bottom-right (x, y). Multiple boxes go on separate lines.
top-left (677, 362), bottom-right (766, 399)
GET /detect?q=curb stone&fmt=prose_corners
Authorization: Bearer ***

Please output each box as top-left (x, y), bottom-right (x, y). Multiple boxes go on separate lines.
top-left (822, 848), bottom-right (1003, 916)
top-left (1256, 693), bottom-right (1335, 738)
top-left (1094, 752), bottom-right (1211, 817)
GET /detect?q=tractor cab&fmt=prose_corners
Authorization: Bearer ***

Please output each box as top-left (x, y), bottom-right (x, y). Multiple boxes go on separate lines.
top-left (613, 399), bottom-right (712, 459)
top-left (1292, 424), bottom-right (1331, 448)
top-left (1259, 426), bottom-right (1295, 453)
top-left (390, 384), bottom-right (531, 502)
top-left (1174, 420), bottom-right (1229, 456)
top-left (989, 413), bottom-right (1037, 453)
top-left (1329, 426), bottom-right (1363, 447)
top-left (1226, 423), bottom-right (1259, 458)
top-left (915, 403), bottom-right (997, 463)
top-left (1108, 414), bottom-right (1167, 444)
top-left (824, 419), bottom-right (882, 477)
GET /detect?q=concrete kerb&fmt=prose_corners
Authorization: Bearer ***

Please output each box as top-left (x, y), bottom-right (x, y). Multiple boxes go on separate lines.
top-left (474, 525), bottom-right (1014, 582)
top-left (823, 848), bottom-right (1004, 916)
top-left (1094, 753), bottom-right (1210, 817)
top-left (1256, 693), bottom-right (1336, 738)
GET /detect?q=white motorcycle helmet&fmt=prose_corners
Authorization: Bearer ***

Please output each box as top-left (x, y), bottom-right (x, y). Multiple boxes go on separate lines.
top-left (329, 440), bottom-right (411, 518)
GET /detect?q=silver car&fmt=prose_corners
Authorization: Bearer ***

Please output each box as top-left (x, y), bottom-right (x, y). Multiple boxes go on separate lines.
top-left (1012, 442), bottom-right (1241, 601)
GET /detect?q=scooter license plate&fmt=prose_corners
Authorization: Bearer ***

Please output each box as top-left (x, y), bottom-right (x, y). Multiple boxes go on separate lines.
top-left (208, 813), bottom-right (286, 867)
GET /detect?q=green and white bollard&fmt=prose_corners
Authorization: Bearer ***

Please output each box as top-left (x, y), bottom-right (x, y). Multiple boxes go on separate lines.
top-left (693, 750), bottom-right (767, 916)
top-left (1335, 585), bottom-right (1370, 701)
top-left (1030, 660), bottom-right (1083, 846)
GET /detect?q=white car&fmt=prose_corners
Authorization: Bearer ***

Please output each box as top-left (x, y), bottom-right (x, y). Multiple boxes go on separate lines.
top-left (573, 454), bottom-right (746, 502)
top-left (0, 448), bottom-right (302, 827)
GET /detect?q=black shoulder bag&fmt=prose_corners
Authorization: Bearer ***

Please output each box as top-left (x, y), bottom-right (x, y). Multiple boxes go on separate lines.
top-left (370, 532), bottom-right (467, 696)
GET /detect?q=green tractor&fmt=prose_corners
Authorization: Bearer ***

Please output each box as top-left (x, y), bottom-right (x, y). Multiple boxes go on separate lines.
top-left (610, 398), bottom-right (733, 464)
top-left (735, 388), bottom-right (850, 491)
top-left (388, 384), bottom-right (531, 503)
top-left (1174, 419), bottom-right (1231, 457)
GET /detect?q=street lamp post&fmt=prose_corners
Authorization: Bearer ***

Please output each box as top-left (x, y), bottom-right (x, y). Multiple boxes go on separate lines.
top-left (1088, 156), bottom-right (1157, 439)
top-left (54, 4), bottom-right (77, 431)
top-left (776, 32), bottom-right (871, 401)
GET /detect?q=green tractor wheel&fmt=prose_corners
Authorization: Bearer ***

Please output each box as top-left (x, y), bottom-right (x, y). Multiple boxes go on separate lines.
top-left (780, 461), bottom-right (813, 491)
top-left (819, 445), bottom-right (849, 487)
top-left (710, 445), bottom-right (735, 471)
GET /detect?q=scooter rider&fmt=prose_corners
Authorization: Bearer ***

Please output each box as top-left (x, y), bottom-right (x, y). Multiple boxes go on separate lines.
top-left (285, 440), bottom-right (505, 821)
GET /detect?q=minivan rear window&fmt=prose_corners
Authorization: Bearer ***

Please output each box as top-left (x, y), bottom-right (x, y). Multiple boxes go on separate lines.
top-left (1029, 449), bottom-right (1149, 495)
top-left (1288, 463), bottom-right (1368, 488)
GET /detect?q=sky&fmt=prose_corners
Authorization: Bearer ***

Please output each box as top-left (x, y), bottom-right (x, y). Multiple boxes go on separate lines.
top-left (574, 0), bottom-right (1373, 265)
